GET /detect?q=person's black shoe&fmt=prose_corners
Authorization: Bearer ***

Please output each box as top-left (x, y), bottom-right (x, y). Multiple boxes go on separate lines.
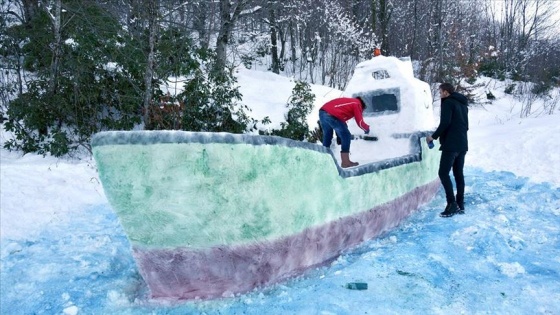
top-left (457, 200), bottom-right (465, 213)
top-left (440, 202), bottom-right (461, 217)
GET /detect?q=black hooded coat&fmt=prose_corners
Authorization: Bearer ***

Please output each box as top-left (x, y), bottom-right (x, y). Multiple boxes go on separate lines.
top-left (432, 92), bottom-right (469, 152)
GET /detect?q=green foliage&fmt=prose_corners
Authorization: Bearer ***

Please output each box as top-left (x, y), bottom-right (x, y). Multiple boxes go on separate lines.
top-left (531, 82), bottom-right (552, 96)
top-left (4, 1), bottom-right (143, 156)
top-left (156, 28), bottom-right (203, 78)
top-left (270, 81), bottom-right (316, 141)
top-left (307, 124), bottom-right (323, 144)
top-left (479, 59), bottom-right (506, 81)
top-left (2, 2), bottom-right (252, 156)
top-left (145, 29), bottom-right (208, 131)
top-left (49, 129), bottom-right (71, 157)
top-left (181, 67), bottom-right (249, 133)
top-left (18, 11), bottom-right (54, 72)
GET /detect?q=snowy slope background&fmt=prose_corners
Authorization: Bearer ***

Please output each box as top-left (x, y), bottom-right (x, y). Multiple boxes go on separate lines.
top-left (1, 68), bottom-right (559, 314)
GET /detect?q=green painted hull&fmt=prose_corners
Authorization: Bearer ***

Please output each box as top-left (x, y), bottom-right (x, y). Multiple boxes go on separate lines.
top-left (91, 131), bottom-right (441, 299)
top-left (92, 131), bottom-right (439, 250)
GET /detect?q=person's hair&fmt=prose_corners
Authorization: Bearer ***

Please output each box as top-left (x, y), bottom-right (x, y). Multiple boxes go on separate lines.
top-left (356, 97), bottom-right (367, 110)
top-left (439, 83), bottom-right (455, 94)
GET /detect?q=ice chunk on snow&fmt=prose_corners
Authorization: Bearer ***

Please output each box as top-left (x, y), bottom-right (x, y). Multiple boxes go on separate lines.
top-left (497, 261), bottom-right (526, 277)
top-left (63, 305), bottom-right (79, 315)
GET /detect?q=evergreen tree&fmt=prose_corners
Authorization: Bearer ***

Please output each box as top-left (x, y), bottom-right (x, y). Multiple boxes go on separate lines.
top-left (2, 1), bottom-right (252, 156)
top-left (3, 1), bottom-right (143, 156)
top-left (271, 80), bottom-right (315, 141)
top-left (181, 63), bottom-right (250, 133)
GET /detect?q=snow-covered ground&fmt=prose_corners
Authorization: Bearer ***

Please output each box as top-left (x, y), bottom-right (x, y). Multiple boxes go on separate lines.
top-left (1, 69), bottom-right (559, 314)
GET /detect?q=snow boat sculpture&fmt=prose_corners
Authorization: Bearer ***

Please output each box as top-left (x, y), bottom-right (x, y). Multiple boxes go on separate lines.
top-left (92, 56), bottom-right (440, 300)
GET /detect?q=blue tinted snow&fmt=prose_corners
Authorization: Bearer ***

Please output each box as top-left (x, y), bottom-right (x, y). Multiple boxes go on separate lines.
top-left (2, 168), bottom-right (559, 314)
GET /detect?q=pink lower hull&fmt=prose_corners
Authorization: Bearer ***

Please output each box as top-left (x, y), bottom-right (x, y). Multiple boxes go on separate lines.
top-left (132, 179), bottom-right (441, 300)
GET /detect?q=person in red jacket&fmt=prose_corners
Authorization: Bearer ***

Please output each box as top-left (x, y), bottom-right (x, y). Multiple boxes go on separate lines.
top-left (319, 97), bottom-right (370, 168)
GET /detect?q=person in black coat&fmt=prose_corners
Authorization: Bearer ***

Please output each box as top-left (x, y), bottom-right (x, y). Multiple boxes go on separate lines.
top-left (427, 83), bottom-right (469, 217)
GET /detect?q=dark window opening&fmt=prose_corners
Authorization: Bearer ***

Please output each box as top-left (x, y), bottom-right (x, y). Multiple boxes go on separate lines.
top-left (354, 88), bottom-right (400, 116)
top-left (372, 70), bottom-right (390, 80)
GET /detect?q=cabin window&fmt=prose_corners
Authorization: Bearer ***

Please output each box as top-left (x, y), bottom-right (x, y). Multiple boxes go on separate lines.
top-left (355, 88), bottom-right (400, 116)
top-left (371, 69), bottom-right (390, 80)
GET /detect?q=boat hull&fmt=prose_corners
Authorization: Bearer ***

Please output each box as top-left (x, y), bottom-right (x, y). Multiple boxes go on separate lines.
top-left (91, 131), bottom-right (440, 300)
top-left (133, 179), bottom-right (439, 299)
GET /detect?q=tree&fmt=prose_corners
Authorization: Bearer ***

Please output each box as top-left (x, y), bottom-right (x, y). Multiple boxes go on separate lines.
top-left (371, 0), bottom-right (392, 55)
top-left (268, 1), bottom-right (281, 74)
top-left (142, 0), bottom-right (159, 129)
top-left (214, 0), bottom-right (248, 74)
top-left (4, 0), bottom-right (143, 156)
top-left (181, 61), bottom-right (249, 133)
top-left (192, 0), bottom-right (211, 50)
top-left (269, 80), bottom-right (315, 141)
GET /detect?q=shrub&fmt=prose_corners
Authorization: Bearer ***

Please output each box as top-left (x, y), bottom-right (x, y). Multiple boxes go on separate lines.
top-left (270, 81), bottom-right (316, 141)
top-left (3, 2), bottom-right (142, 156)
top-left (181, 67), bottom-right (251, 133)
top-left (505, 84), bottom-right (516, 95)
top-left (531, 82), bottom-right (552, 96)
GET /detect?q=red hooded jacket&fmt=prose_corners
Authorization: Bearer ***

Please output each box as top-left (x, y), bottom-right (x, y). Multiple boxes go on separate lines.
top-left (320, 97), bottom-right (370, 132)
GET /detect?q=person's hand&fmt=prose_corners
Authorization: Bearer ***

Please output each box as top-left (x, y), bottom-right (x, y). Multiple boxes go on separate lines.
top-left (426, 135), bottom-right (433, 143)
top-left (365, 129), bottom-right (370, 135)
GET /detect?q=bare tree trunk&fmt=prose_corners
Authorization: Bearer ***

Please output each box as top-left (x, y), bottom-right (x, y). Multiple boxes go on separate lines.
top-left (289, 20), bottom-right (297, 74)
top-left (500, 0), bottom-right (520, 72)
top-left (40, 0), bottom-right (62, 135)
top-left (410, 0), bottom-right (418, 58)
top-left (143, 0), bottom-right (158, 128)
top-left (372, 0), bottom-right (377, 38)
top-left (269, 5), bottom-right (280, 74)
top-left (48, 0), bottom-right (62, 95)
top-left (371, 0), bottom-right (391, 54)
top-left (278, 27), bottom-right (286, 62)
top-left (431, 0), bottom-right (445, 81)
top-left (214, 0), bottom-right (245, 74)
top-left (193, 1), bottom-right (209, 50)
top-left (379, 0), bottom-right (391, 55)
top-left (21, 0), bottom-right (40, 24)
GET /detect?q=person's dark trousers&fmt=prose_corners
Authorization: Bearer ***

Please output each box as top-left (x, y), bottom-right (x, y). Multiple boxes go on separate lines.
top-left (438, 151), bottom-right (467, 205)
top-left (319, 110), bottom-right (352, 153)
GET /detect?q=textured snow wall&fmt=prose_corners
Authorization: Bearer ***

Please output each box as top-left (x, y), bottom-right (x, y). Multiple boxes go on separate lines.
top-left (92, 131), bottom-right (440, 300)
top-left (344, 55), bottom-right (434, 134)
